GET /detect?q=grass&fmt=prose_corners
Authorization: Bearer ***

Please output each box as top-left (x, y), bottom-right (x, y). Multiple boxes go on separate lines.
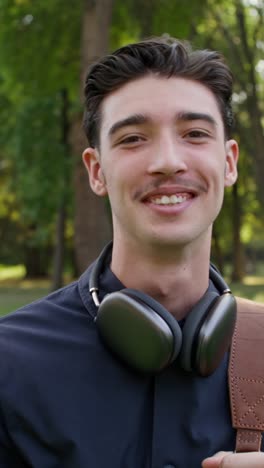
top-left (0, 266), bottom-right (263, 317)
top-left (0, 281), bottom-right (50, 316)
top-left (231, 276), bottom-right (264, 303)
top-left (0, 265), bottom-right (51, 316)
top-left (0, 264), bottom-right (26, 282)
top-left (231, 282), bottom-right (264, 303)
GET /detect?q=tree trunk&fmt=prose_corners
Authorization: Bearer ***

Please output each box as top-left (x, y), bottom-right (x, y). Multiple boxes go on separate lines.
top-left (51, 201), bottom-right (66, 291)
top-left (51, 89), bottom-right (70, 291)
top-left (231, 183), bottom-right (245, 282)
top-left (234, 0), bottom-right (264, 206)
top-left (72, 0), bottom-right (113, 274)
top-left (24, 244), bottom-right (51, 278)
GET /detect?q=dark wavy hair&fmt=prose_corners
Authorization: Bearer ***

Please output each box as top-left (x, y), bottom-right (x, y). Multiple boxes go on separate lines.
top-left (83, 37), bottom-right (234, 148)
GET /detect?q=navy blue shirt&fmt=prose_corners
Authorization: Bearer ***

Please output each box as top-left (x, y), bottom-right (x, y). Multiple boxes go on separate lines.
top-left (0, 262), bottom-right (237, 467)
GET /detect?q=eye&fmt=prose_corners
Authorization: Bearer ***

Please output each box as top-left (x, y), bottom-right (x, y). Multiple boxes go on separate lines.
top-left (121, 135), bottom-right (141, 143)
top-left (183, 129), bottom-right (211, 143)
top-left (117, 134), bottom-right (146, 146)
top-left (186, 130), bottom-right (209, 138)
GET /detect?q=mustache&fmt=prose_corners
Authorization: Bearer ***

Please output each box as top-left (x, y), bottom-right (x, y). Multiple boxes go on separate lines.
top-left (133, 175), bottom-right (208, 200)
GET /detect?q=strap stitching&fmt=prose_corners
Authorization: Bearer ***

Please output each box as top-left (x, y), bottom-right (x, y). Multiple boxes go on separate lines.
top-left (232, 376), bottom-right (264, 427)
top-left (237, 429), bottom-right (260, 446)
top-left (230, 305), bottom-right (264, 451)
top-left (236, 377), bottom-right (264, 384)
top-left (230, 325), bottom-right (264, 429)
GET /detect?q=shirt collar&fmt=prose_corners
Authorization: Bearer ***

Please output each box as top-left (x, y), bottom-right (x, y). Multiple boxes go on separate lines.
top-left (78, 259), bottom-right (125, 319)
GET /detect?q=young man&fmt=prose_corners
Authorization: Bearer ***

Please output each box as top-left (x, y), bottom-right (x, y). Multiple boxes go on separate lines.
top-left (0, 37), bottom-right (263, 467)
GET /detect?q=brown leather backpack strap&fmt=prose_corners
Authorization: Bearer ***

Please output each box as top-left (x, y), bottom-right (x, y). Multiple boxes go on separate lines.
top-left (229, 297), bottom-right (264, 452)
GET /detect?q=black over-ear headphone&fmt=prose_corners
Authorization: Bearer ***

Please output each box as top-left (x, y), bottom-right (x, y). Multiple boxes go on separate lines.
top-left (90, 243), bottom-right (237, 377)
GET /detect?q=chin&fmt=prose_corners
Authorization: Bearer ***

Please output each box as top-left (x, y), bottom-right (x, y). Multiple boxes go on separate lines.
top-left (145, 227), bottom-right (211, 250)
top-left (147, 235), bottom-right (192, 250)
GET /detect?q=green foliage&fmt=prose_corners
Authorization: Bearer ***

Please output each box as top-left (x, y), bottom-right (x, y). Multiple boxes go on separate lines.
top-left (0, 0), bottom-right (78, 268)
top-left (13, 96), bottom-right (68, 222)
top-left (0, 0), bottom-right (81, 97)
top-left (113, 0), bottom-right (209, 40)
top-left (111, 2), bottom-right (140, 48)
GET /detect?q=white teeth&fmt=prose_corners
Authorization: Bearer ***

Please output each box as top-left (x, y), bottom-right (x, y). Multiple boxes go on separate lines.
top-left (152, 194), bottom-right (187, 205)
top-left (161, 195), bottom-right (170, 204)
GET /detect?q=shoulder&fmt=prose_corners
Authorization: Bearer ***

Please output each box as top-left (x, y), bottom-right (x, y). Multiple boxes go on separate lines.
top-left (0, 271), bottom-right (100, 391)
top-left (0, 280), bottom-right (85, 327)
top-left (0, 270), bottom-right (97, 359)
top-left (0, 262), bottom-right (96, 327)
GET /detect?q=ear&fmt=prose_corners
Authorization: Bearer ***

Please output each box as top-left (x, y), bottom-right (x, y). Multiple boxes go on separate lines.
top-left (82, 147), bottom-right (108, 197)
top-left (224, 139), bottom-right (239, 187)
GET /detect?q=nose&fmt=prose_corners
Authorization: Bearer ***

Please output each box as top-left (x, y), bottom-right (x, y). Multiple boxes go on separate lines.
top-left (147, 132), bottom-right (188, 176)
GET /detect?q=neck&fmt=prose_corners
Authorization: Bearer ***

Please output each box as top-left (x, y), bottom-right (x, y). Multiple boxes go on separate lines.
top-left (111, 235), bottom-right (212, 321)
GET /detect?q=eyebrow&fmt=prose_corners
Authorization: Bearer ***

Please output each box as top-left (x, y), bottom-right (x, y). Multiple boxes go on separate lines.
top-left (176, 111), bottom-right (217, 127)
top-left (108, 110), bottom-right (217, 139)
top-left (108, 114), bottom-right (148, 138)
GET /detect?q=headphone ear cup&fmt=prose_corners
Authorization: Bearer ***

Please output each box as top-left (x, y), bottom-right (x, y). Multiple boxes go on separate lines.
top-left (179, 291), bottom-right (219, 373)
top-left (180, 292), bottom-right (237, 376)
top-left (96, 288), bottom-right (182, 373)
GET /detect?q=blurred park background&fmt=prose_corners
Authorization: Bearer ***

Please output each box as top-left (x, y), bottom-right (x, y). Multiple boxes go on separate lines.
top-left (0, 0), bottom-right (263, 315)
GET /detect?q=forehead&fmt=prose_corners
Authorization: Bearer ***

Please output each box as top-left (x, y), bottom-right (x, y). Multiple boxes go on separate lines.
top-left (100, 75), bottom-right (224, 136)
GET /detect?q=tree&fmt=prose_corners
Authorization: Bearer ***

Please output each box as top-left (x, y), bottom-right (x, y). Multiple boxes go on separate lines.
top-left (73, 0), bottom-right (113, 274)
top-left (205, 0), bottom-right (264, 205)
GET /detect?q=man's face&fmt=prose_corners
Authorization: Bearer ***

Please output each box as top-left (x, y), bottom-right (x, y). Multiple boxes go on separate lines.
top-left (83, 75), bottom-right (238, 252)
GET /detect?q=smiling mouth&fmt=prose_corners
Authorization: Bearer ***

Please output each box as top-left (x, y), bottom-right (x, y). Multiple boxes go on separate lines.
top-left (149, 193), bottom-right (192, 205)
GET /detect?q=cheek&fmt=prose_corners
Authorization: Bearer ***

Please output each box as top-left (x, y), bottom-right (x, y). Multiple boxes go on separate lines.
top-left (101, 168), bottom-right (124, 202)
top-left (103, 157), bottom-right (137, 188)
top-left (201, 155), bottom-right (226, 182)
